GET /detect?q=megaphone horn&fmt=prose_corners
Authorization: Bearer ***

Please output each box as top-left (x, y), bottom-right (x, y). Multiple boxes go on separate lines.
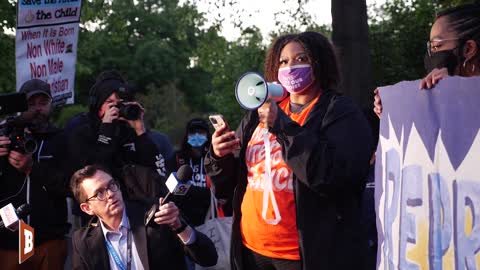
top-left (235, 72), bottom-right (287, 110)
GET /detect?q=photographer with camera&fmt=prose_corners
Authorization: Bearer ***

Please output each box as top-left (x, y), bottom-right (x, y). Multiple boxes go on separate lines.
top-left (0, 79), bottom-right (70, 270)
top-left (67, 71), bottom-right (167, 201)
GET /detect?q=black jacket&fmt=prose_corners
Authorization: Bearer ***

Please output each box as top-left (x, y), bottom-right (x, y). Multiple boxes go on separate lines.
top-left (0, 124), bottom-right (69, 249)
top-left (174, 153), bottom-right (211, 226)
top-left (67, 113), bottom-right (165, 199)
top-left (72, 201), bottom-right (218, 270)
top-left (204, 92), bottom-right (373, 270)
top-left (65, 112), bottom-right (175, 178)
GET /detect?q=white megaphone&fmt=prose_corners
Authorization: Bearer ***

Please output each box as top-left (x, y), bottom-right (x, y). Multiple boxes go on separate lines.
top-left (235, 72), bottom-right (287, 110)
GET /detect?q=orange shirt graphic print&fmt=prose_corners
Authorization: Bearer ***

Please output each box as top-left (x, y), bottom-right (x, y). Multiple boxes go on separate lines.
top-left (241, 124), bottom-right (299, 259)
top-left (245, 124), bottom-right (294, 194)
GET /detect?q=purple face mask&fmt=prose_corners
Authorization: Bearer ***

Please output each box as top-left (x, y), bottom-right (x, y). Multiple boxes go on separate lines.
top-left (277, 64), bottom-right (313, 94)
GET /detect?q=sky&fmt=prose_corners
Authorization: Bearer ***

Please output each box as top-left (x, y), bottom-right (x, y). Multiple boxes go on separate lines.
top-left (192, 0), bottom-right (386, 41)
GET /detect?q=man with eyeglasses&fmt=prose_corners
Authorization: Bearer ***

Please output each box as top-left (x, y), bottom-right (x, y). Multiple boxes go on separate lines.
top-left (69, 165), bottom-right (218, 270)
top-left (0, 79), bottom-right (70, 270)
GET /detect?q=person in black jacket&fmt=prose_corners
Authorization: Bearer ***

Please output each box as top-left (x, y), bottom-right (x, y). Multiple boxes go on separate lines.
top-left (65, 76), bottom-right (176, 179)
top-left (0, 79), bottom-right (70, 270)
top-left (69, 165), bottom-right (217, 270)
top-left (67, 71), bottom-right (165, 200)
top-left (174, 118), bottom-right (213, 226)
top-left (205, 32), bottom-right (373, 270)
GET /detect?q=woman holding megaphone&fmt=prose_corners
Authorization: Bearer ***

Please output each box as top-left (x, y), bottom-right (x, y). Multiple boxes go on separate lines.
top-left (205, 31), bottom-right (373, 270)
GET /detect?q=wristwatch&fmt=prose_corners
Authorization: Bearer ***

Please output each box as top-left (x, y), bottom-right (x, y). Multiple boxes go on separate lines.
top-left (172, 219), bottom-right (188, 234)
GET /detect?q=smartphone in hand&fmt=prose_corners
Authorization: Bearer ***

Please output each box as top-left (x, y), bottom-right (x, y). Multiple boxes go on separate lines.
top-left (209, 114), bottom-right (229, 131)
top-left (209, 114), bottom-right (239, 150)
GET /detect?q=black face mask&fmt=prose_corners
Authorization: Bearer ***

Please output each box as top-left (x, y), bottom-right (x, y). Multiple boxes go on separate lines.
top-left (424, 47), bottom-right (461, 75)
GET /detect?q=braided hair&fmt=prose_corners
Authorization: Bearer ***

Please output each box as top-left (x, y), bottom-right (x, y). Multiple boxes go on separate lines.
top-left (436, 3), bottom-right (480, 74)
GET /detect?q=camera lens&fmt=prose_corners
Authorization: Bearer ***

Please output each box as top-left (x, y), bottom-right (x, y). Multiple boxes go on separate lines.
top-left (24, 139), bottom-right (38, 154)
top-left (124, 105), bottom-right (141, 120)
top-left (118, 103), bottom-right (141, 120)
top-left (210, 118), bottom-right (217, 125)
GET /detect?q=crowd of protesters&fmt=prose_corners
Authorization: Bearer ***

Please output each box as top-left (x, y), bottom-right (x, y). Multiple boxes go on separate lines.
top-left (0, 2), bottom-right (479, 270)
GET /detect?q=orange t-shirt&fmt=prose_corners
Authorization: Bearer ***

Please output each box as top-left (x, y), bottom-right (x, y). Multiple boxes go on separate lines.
top-left (240, 94), bottom-right (320, 260)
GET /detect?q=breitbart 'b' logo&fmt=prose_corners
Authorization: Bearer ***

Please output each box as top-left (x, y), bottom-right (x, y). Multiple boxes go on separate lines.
top-left (19, 220), bottom-right (34, 264)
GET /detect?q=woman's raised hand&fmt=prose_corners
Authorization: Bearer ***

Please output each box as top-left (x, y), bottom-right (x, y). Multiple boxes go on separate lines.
top-left (419, 67), bottom-right (449, 90)
top-left (211, 124), bottom-right (239, 158)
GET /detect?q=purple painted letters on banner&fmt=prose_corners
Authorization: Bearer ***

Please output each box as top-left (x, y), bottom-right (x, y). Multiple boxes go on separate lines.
top-left (375, 77), bottom-right (480, 269)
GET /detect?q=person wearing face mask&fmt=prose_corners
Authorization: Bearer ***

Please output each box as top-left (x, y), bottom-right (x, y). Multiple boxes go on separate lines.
top-left (0, 79), bottom-right (70, 270)
top-left (205, 32), bottom-right (373, 270)
top-left (174, 118), bottom-right (225, 270)
top-left (174, 118), bottom-right (228, 227)
top-left (374, 3), bottom-right (480, 118)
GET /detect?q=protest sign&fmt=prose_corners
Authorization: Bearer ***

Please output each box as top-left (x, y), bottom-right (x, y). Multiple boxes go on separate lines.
top-left (375, 77), bottom-right (480, 269)
top-left (16, 0), bottom-right (82, 105)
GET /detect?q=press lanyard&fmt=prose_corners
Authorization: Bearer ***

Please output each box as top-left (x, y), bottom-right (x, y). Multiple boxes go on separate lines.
top-left (105, 230), bottom-right (132, 270)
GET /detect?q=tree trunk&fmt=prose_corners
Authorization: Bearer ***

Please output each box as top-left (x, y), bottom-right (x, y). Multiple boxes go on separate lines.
top-left (331, 0), bottom-right (373, 109)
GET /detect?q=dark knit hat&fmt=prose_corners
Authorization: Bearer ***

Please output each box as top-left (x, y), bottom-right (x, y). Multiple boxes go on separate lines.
top-left (19, 79), bottom-right (52, 100)
top-left (187, 118), bottom-right (209, 133)
top-left (88, 70), bottom-right (128, 113)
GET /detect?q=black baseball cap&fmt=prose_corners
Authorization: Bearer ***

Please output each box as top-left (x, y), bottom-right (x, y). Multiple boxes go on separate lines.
top-left (19, 79), bottom-right (52, 100)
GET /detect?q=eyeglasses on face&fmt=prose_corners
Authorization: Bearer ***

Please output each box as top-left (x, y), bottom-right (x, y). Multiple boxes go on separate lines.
top-left (426, 38), bottom-right (459, 56)
top-left (84, 180), bottom-right (119, 203)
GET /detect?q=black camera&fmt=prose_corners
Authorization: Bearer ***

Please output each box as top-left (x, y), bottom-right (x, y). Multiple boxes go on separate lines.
top-left (0, 117), bottom-right (38, 154)
top-left (0, 92), bottom-right (37, 154)
top-left (116, 102), bottom-right (142, 120)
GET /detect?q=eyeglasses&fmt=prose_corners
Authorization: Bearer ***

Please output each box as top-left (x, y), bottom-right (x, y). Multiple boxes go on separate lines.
top-left (426, 38), bottom-right (459, 56)
top-left (85, 180), bottom-right (119, 202)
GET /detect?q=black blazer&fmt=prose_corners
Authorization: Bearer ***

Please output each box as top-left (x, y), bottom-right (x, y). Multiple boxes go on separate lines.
top-left (72, 202), bottom-right (217, 270)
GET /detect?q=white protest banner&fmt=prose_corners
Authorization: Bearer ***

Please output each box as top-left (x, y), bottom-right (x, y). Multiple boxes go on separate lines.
top-left (375, 77), bottom-right (480, 269)
top-left (16, 0), bottom-right (82, 106)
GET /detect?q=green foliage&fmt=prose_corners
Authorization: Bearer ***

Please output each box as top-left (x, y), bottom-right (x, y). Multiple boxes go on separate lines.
top-left (194, 26), bottom-right (266, 127)
top-left (437, 0), bottom-right (479, 5)
top-left (0, 33), bottom-right (15, 93)
top-left (0, 1), bottom-right (16, 30)
top-left (73, 0), bottom-right (212, 137)
top-left (1, 0), bottom-right (474, 146)
top-left (369, 0), bottom-right (441, 87)
top-left (0, 0), bottom-right (267, 144)
top-left (137, 82), bottom-right (192, 146)
top-left (0, 0), bottom-right (16, 93)
top-left (54, 104), bottom-right (88, 127)
top-left (367, 0), bottom-right (476, 88)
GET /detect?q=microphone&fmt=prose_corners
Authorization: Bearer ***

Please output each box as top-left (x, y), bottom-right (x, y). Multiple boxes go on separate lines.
top-left (145, 165), bottom-right (193, 225)
top-left (163, 165), bottom-right (193, 204)
top-left (0, 203), bottom-right (31, 231)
